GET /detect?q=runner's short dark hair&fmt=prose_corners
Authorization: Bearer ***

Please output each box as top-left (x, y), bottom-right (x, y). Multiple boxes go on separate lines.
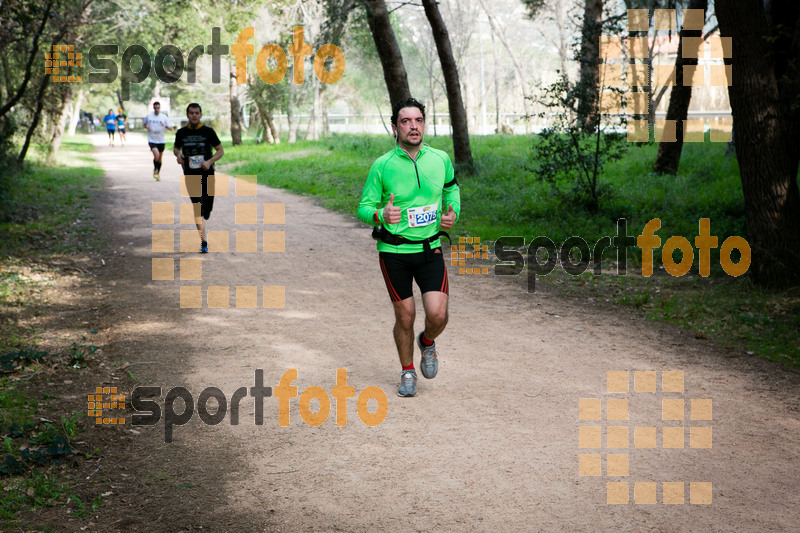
top-left (187, 103), bottom-right (202, 114)
top-left (391, 98), bottom-right (425, 125)
top-left (153, 101), bottom-right (160, 106)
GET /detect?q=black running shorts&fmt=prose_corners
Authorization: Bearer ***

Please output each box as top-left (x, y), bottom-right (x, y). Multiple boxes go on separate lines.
top-left (188, 173), bottom-right (215, 220)
top-left (148, 142), bottom-right (165, 152)
top-left (379, 249), bottom-right (449, 302)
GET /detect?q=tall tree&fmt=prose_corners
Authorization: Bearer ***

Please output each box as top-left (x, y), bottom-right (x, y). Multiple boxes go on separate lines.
top-left (229, 61), bottom-right (244, 145)
top-left (478, 0), bottom-right (532, 132)
top-left (0, 0), bottom-right (54, 123)
top-left (653, 0), bottom-right (707, 174)
top-left (224, 4), bottom-right (252, 146)
top-left (524, 0), bottom-right (570, 77)
top-left (17, 0), bottom-right (93, 162)
top-left (715, 1), bottom-right (800, 288)
top-left (577, 0), bottom-right (603, 133)
top-left (359, 0), bottom-right (411, 106)
top-left (17, 70), bottom-right (51, 163)
top-left (67, 87), bottom-right (85, 136)
top-left (248, 69), bottom-right (283, 144)
top-left (47, 86), bottom-right (71, 164)
top-left (421, 0), bottom-right (473, 166)
top-left (319, 0), bottom-right (358, 137)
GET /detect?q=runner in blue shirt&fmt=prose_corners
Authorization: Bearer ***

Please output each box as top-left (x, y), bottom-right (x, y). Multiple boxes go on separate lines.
top-left (103, 109), bottom-right (116, 147)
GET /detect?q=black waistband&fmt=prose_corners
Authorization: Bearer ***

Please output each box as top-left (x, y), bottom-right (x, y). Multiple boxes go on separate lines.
top-left (371, 226), bottom-right (450, 246)
top-left (372, 226), bottom-right (450, 263)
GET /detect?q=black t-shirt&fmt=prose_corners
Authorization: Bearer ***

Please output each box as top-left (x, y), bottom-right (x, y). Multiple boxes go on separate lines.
top-left (174, 124), bottom-right (221, 175)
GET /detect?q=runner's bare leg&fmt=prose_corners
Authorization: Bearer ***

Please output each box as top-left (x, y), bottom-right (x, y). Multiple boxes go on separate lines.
top-left (151, 147), bottom-right (161, 179)
top-left (192, 203), bottom-right (207, 243)
top-left (421, 291), bottom-right (448, 341)
top-left (391, 297), bottom-right (416, 367)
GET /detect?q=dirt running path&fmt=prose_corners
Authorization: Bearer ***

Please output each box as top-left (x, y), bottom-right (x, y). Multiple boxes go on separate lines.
top-left (88, 131), bottom-right (800, 532)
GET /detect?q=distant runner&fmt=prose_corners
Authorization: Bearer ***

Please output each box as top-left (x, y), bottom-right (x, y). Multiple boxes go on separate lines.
top-left (144, 101), bottom-right (173, 181)
top-left (173, 103), bottom-right (224, 254)
top-left (116, 109), bottom-right (127, 146)
top-left (357, 97), bottom-right (461, 397)
top-left (103, 109), bottom-right (116, 147)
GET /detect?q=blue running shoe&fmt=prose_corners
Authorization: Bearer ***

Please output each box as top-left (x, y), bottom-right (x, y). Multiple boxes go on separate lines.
top-left (397, 369), bottom-right (417, 397)
top-left (417, 332), bottom-right (438, 379)
top-left (200, 242), bottom-right (208, 253)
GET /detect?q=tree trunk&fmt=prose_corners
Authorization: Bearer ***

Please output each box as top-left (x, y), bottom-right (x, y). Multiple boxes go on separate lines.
top-left (48, 89), bottom-right (71, 164)
top-left (249, 105), bottom-right (258, 133)
top-left (229, 62), bottom-right (243, 146)
top-left (361, 0), bottom-right (411, 107)
top-left (430, 76), bottom-right (437, 136)
top-left (287, 83), bottom-right (298, 143)
top-left (305, 111), bottom-right (316, 141)
top-left (725, 124), bottom-right (735, 157)
top-left (67, 87), bottom-right (84, 136)
top-left (654, 0), bottom-right (708, 174)
top-left (1, 55), bottom-right (13, 104)
top-left (491, 30), bottom-right (500, 132)
top-left (647, 84), bottom-right (669, 126)
top-left (321, 87), bottom-right (329, 137)
top-left (263, 116), bottom-right (275, 144)
top-left (478, 0), bottom-right (531, 133)
top-left (421, 0), bottom-right (473, 166)
top-left (478, 29), bottom-right (487, 135)
top-left (576, 0), bottom-right (603, 133)
top-left (305, 76), bottom-right (319, 141)
top-left (267, 110), bottom-right (280, 144)
top-left (715, 1), bottom-right (800, 288)
top-left (555, 1), bottom-right (569, 77)
top-left (151, 78), bottom-right (161, 102)
top-left (0, 0), bottom-right (53, 122)
top-left (18, 74), bottom-right (50, 163)
top-left (254, 98), bottom-right (274, 144)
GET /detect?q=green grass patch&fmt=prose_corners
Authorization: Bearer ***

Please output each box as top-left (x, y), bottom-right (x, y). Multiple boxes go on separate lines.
top-left (0, 135), bottom-right (107, 527)
top-left (224, 133), bottom-right (799, 367)
top-left (0, 384), bottom-right (38, 429)
top-left (538, 268), bottom-right (800, 366)
top-left (1, 375), bottom-right (86, 522)
top-left (1, 404), bottom-right (88, 524)
top-left (0, 135), bottom-right (103, 354)
top-left (1, 469), bottom-right (70, 521)
top-left (0, 136), bottom-right (104, 259)
top-left (225, 134), bottom-right (748, 258)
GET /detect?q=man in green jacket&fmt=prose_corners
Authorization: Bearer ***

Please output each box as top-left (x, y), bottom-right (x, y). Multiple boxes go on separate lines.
top-left (357, 98), bottom-right (461, 398)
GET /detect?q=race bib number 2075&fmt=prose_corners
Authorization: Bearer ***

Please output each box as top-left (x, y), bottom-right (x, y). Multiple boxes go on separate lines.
top-left (407, 203), bottom-right (438, 228)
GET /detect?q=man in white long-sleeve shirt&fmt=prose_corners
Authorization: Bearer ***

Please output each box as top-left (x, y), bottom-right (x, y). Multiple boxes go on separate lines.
top-left (143, 101), bottom-right (173, 181)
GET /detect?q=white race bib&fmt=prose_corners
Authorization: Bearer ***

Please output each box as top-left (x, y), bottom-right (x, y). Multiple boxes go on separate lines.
top-left (407, 203), bottom-right (438, 228)
top-left (189, 155), bottom-right (204, 169)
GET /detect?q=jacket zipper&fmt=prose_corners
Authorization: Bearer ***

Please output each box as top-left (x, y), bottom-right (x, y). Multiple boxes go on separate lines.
top-left (399, 147), bottom-right (423, 188)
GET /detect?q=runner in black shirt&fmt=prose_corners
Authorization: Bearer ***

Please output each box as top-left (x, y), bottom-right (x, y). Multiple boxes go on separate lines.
top-left (173, 103), bottom-right (224, 253)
